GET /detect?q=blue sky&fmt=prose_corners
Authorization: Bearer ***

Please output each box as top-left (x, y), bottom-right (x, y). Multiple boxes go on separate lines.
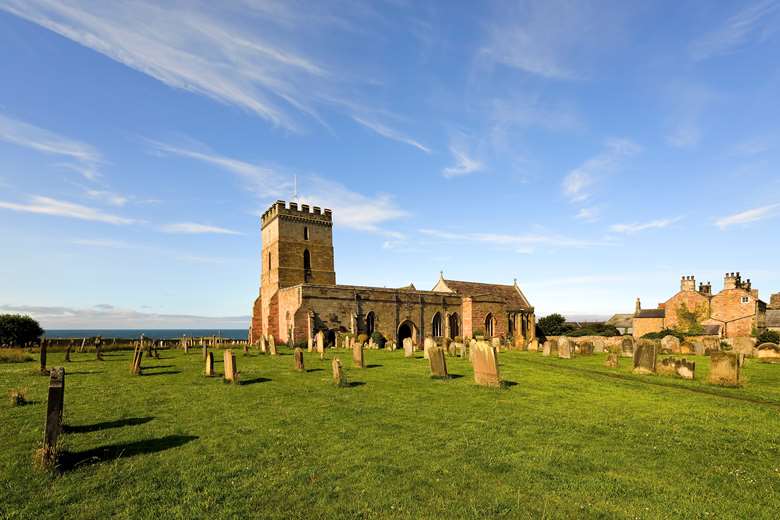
top-left (0, 0), bottom-right (779, 329)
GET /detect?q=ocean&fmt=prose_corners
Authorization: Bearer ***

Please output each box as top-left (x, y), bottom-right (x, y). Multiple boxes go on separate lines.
top-left (44, 329), bottom-right (248, 340)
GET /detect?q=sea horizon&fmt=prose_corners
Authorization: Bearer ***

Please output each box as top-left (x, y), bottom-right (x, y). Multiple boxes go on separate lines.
top-left (43, 329), bottom-right (248, 340)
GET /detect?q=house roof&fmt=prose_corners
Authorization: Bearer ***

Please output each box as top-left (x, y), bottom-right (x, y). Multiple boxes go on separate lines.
top-left (432, 277), bottom-right (531, 310)
top-left (636, 309), bottom-right (665, 319)
top-left (702, 324), bottom-right (722, 335)
top-left (767, 309), bottom-right (780, 328)
top-left (606, 313), bottom-right (634, 328)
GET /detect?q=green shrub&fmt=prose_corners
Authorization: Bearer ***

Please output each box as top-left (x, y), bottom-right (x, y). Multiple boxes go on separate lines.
top-left (0, 314), bottom-right (44, 347)
top-left (0, 349), bottom-right (34, 363)
top-left (757, 330), bottom-right (780, 345)
top-left (8, 387), bottom-right (28, 406)
top-left (641, 329), bottom-right (686, 341)
top-left (370, 331), bottom-right (385, 348)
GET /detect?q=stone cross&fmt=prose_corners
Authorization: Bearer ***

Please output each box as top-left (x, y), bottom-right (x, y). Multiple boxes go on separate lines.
top-left (429, 346), bottom-right (448, 378)
top-left (472, 341), bottom-right (501, 387)
top-left (294, 347), bottom-right (305, 371)
top-left (223, 350), bottom-right (238, 383)
top-left (632, 340), bottom-right (658, 374)
top-left (403, 338), bottom-right (414, 358)
top-left (352, 340), bottom-right (364, 368)
top-left (558, 338), bottom-right (572, 359)
top-left (332, 357), bottom-right (347, 387)
top-left (205, 351), bottom-right (215, 377)
top-left (708, 352), bottom-right (740, 386)
top-left (43, 367), bottom-right (65, 456)
top-left (604, 352), bottom-right (619, 368)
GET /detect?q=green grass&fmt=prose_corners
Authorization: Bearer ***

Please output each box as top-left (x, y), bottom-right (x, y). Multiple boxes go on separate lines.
top-left (1, 349), bottom-right (779, 519)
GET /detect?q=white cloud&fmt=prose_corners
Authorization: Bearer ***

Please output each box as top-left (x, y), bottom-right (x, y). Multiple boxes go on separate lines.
top-left (72, 238), bottom-right (133, 249)
top-left (352, 116), bottom-right (431, 153)
top-left (84, 189), bottom-right (128, 207)
top-left (0, 112), bottom-right (102, 179)
top-left (418, 228), bottom-right (606, 250)
top-left (0, 195), bottom-right (135, 224)
top-left (609, 217), bottom-right (684, 234)
top-left (442, 145), bottom-right (483, 178)
top-left (689, 0), bottom-right (780, 60)
top-left (161, 222), bottom-right (243, 235)
top-left (562, 138), bottom-right (640, 202)
top-left (715, 203), bottom-right (780, 229)
top-left (575, 207), bottom-right (601, 223)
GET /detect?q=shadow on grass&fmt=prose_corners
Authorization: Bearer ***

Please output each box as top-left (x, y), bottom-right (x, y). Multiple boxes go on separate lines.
top-left (306, 368), bottom-right (324, 373)
top-left (502, 380), bottom-right (518, 388)
top-left (64, 417), bottom-right (154, 434)
top-left (144, 364), bottom-right (174, 369)
top-left (347, 381), bottom-right (366, 388)
top-left (65, 371), bottom-right (104, 375)
top-left (240, 377), bottom-right (271, 386)
top-left (141, 370), bottom-right (181, 376)
top-left (365, 364), bottom-right (383, 369)
top-left (59, 435), bottom-right (198, 472)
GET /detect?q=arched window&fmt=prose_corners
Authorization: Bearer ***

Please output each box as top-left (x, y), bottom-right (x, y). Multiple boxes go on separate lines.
top-left (508, 315), bottom-right (514, 337)
top-left (432, 312), bottom-right (442, 337)
top-left (449, 313), bottom-right (460, 338)
top-left (303, 226), bottom-right (309, 240)
top-left (303, 249), bottom-right (312, 282)
top-left (485, 313), bottom-right (494, 337)
top-left (366, 311), bottom-right (376, 336)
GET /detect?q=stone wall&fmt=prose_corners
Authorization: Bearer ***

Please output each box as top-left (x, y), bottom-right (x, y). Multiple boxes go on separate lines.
top-left (633, 317), bottom-right (664, 338)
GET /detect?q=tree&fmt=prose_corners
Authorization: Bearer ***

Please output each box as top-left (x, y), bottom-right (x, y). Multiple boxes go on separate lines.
top-left (0, 314), bottom-right (45, 347)
top-left (538, 314), bottom-right (573, 337)
top-left (757, 330), bottom-right (780, 345)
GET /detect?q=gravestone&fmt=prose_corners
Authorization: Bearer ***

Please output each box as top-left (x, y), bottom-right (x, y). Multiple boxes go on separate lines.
top-left (756, 343), bottom-right (780, 362)
top-left (693, 341), bottom-right (705, 356)
top-left (205, 352), bottom-right (215, 377)
top-left (243, 342), bottom-right (249, 354)
top-left (633, 340), bottom-right (657, 374)
top-left (621, 337), bottom-right (634, 358)
top-left (593, 338), bottom-right (605, 353)
top-left (352, 341), bottom-right (364, 368)
top-left (528, 339), bottom-right (539, 352)
top-left (259, 335), bottom-right (267, 354)
top-left (294, 347), bottom-right (305, 371)
top-left (680, 341), bottom-right (695, 355)
top-left (332, 358), bottom-right (347, 387)
top-left (268, 336), bottom-right (278, 356)
top-left (316, 331), bottom-right (325, 354)
top-left (661, 335), bottom-right (680, 354)
top-left (95, 336), bottom-right (104, 361)
top-left (64, 340), bottom-right (73, 362)
top-left (676, 358), bottom-right (695, 380)
top-left (448, 342), bottom-right (461, 357)
top-left (708, 351), bottom-right (740, 386)
top-left (429, 346), bottom-right (448, 378)
top-left (542, 340), bottom-right (551, 357)
top-left (423, 336), bottom-right (435, 360)
top-left (307, 336), bottom-right (313, 352)
top-left (224, 350), bottom-right (238, 383)
top-left (79, 337), bottom-right (86, 353)
top-left (472, 341), bottom-right (501, 387)
top-left (731, 337), bottom-right (755, 356)
top-left (403, 338), bottom-right (414, 358)
top-left (491, 337), bottom-right (501, 350)
top-left (558, 337), bottom-right (572, 359)
top-left (43, 367), bottom-right (65, 457)
top-left (468, 339), bottom-right (478, 362)
top-left (202, 345), bottom-right (209, 362)
top-left (39, 338), bottom-right (48, 375)
top-left (657, 357), bottom-right (677, 376)
top-left (131, 348), bottom-right (143, 375)
top-left (604, 352), bottom-right (619, 368)
top-left (579, 341), bottom-right (594, 356)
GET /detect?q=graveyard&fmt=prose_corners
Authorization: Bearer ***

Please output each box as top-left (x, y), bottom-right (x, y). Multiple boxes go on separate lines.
top-left (2, 345), bottom-right (779, 519)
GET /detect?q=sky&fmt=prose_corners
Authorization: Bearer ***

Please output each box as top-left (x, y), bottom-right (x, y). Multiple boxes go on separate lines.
top-left (0, 0), bottom-right (779, 329)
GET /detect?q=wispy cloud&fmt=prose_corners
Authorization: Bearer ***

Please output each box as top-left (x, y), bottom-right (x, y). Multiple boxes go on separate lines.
top-left (664, 83), bottom-right (717, 149)
top-left (442, 145), bottom-right (483, 178)
top-left (419, 228), bottom-right (607, 252)
top-left (562, 138), bottom-right (640, 202)
top-left (352, 116), bottom-right (431, 153)
top-left (84, 189), bottom-right (128, 207)
top-left (161, 222), bottom-right (243, 235)
top-left (575, 207), bottom-right (601, 223)
top-left (0, 113), bottom-right (102, 179)
top-left (609, 216), bottom-right (684, 234)
top-left (72, 238), bottom-right (133, 249)
top-left (715, 203), bottom-right (780, 229)
top-left (689, 0), bottom-right (780, 60)
top-left (0, 195), bottom-right (135, 224)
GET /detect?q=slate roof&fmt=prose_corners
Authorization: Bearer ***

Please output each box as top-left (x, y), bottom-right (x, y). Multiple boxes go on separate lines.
top-left (767, 309), bottom-right (780, 328)
top-left (636, 309), bottom-right (665, 319)
top-left (439, 279), bottom-right (531, 310)
top-left (702, 324), bottom-right (722, 336)
top-left (606, 314), bottom-right (634, 329)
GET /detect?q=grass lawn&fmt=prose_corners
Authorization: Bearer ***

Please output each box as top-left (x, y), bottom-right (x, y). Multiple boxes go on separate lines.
top-left (1, 348), bottom-right (779, 519)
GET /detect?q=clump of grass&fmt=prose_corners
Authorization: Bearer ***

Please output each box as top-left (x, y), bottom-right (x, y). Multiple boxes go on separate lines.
top-left (33, 439), bottom-right (63, 473)
top-left (0, 349), bottom-right (34, 363)
top-left (8, 387), bottom-right (28, 406)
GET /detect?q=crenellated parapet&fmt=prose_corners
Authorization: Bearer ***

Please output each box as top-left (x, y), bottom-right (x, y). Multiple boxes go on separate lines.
top-left (261, 200), bottom-right (333, 229)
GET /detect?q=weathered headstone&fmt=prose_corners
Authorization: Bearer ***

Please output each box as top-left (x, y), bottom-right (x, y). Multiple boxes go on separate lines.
top-left (64, 340), bottom-right (73, 362)
top-left (657, 357), bottom-right (677, 376)
top-left (268, 336), bottom-right (277, 356)
top-left (708, 352), bottom-right (740, 386)
top-left (756, 343), bottom-right (780, 362)
top-left (39, 338), bottom-right (48, 375)
top-left (472, 341), bottom-right (501, 387)
top-left (43, 367), bottom-right (65, 460)
top-left (429, 346), bottom-right (448, 378)
top-left (676, 358), bottom-right (695, 380)
top-left (352, 341), bottom-right (364, 368)
top-left (621, 337), bottom-right (634, 358)
top-left (579, 341), bottom-right (594, 356)
top-left (224, 350), bottom-right (238, 383)
top-left (593, 338), bottom-right (605, 354)
top-left (403, 338), bottom-right (414, 358)
top-left (294, 347), bottom-right (305, 371)
top-left (332, 358), bottom-right (347, 387)
top-left (661, 335), bottom-right (680, 354)
top-left (633, 339), bottom-right (657, 374)
top-left (693, 341), bottom-right (705, 356)
top-left (95, 336), bottom-right (104, 361)
top-left (259, 335), bottom-right (267, 354)
top-left (316, 331), bottom-right (325, 354)
top-left (558, 337), bottom-right (572, 359)
top-left (423, 336), bottom-right (435, 360)
top-left (542, 340), bottom-right (551, 357)
top-left (528, 339), bottom-right (539, 352)
top-left (679, 341), bottom-right (695, 355)
top-left (205, 352), bottom-right (215, 377)
top-left (131, 348), bottom-right (143, 375)
top-left (491, 337), bottom-right (501, 350)
top-left (307, 336), bottom-right (313, 353)
top-left (604, 352), bottom-right (619, 368)
top-left (731, 337), bottom-right (755, 356)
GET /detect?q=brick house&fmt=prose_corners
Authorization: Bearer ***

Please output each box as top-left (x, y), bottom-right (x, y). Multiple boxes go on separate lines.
top-left (633, 273), bottom-right (769, 338)
top-left (250, 200), bottom-right (535, 346)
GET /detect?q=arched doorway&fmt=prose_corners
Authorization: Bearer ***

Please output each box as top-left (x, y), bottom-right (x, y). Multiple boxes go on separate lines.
top-left (448, 313), bottom-right (460, 338)
top-left (485, 313), bottom-right (495, 337)
top-left (326, 329), bottom-right (336, 347)
top-left (366, 311), bottom-right (376, 336)
top-left (397, 320), bottom-right (416, 345)
top-left (432, 312), bottom-right (442, 337)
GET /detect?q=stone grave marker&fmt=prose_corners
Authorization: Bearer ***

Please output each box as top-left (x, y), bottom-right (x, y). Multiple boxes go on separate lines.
top-left (259, 335), bottom-right (267, 354)
top-left (756, 343), bottom-right (780, 362)
top-left (679, 341), bottom-right (695, 355)
top-left (657, 357), bottom-right (677, 376)
top-left (558, 337), bottom-right (572, 359)
top-left (708, 352), bottom-right (740, 386)
top-left (294, 347), bottom-right (305, 371)
top-left (621, 337), bottom-right (634, 358)
top-left (429, 346), bottom-right (448, 379)
top-left (472, 341), bottom-right (501, 387)
top-left (676, 359), bottom-right (695, 380)
top-left (604, 352), bottom-right (619, 368)
top-left (79, 337), bottom-right (86, 353)
top-left (316, 331), bottom-right (325, 354)
top-left (731, 337), bottom-right (755, 356)
top-left (593, 338), bottom-right (605, 354)
top-left (205, 352), bottom-right (215, 377)
top-left (423, 336), bottom-right (435, 360)
top-left (403, 338), bottom-right (414, 358)
top-left (307, 336), bottom-right (313, 352)
top-left (633, 339), bottom-right (657, 374)
top-left (352, 341), bottom-right (364, 368)
top-left (332, 358), bottom-right (347, 387)
top-left (528, 339), bottom-right (539, 352)
top-left (43, 367), bottom-right (65, 457)
top-left (131, 348), bottom-right (143, 375)
top-left (39, 338), bottom-right (48, 375)
top-left (268, 336), bottom-right (278, 356)
top-left (661, 335), bottom-right (680, 354)
top-left (579, 341), bottom-right (594, 356)
top-left (224, 350), bottom-right (238, 383)
top-left (64, 340), bottom-right (73, 363)
top-left (202, 345), bottom-right (209, 362)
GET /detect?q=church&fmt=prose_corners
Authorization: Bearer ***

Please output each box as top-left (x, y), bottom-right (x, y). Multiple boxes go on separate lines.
top-left (250, 200), bottom-right (536, 347)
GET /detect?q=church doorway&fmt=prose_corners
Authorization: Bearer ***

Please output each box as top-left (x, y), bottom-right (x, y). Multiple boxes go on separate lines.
top-left (397, 320), bottom-right (416, 345)
top-left (326, 329), bottom-right (336, 348)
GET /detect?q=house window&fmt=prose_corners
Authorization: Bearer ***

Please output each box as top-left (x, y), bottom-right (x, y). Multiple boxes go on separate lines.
top-left (741, 296), bottom-right (750, 304)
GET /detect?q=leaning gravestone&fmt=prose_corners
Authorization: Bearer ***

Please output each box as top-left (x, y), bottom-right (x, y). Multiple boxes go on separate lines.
top-left (429, 346), bottom-right (448, 379)
top-left (579, 341), bottom-right (594, 356)
top-left (676, 359), bottom-right (695, 380)
top-left (316, 331), bottom-right (325, 354)
top-left (633, 340), bottom-right (657, 374)
top-left (621, 337), bottom-right (634, 358)
top-left (131, 348), bottom-right (143, 375)
top-left (268, 336), bottom-right (278, 356)
top-left (294, 347), bottom-right (305, 372)
top-left (43, 367), bottom-right (65, 459)
top-left (558, 337), bottom-right (572, 359)
top-left (604, 352), bottom-right (619, 368)
top-left (708, 352), bottom-right (740, 386)
top-left (352, 341), bottom-right (364, 369)
top-left (756, 343), bottom-right (780, 362)
top-left (64, 340), bottom-right (73, 363)
top-left (39, 339), bottom-right (48, 375)
top-left (423, 336), bottom-right (435, 360)
top-left (472, 341), bottom-right (501, 387)
top-left (259, 335), bottom-right (267, 354)
top-left (657, 357), bottom-right (677, 376)
top-left (403, 338), bottom-right (414, 358)
top-left (332, 358), bottom-right (347, 387)
top-left (661, 335), bottom-right (680, 354)
top-left (205, 352), bottom-right (215, 377)
top-left (224, 350), bottom-right (238, 383)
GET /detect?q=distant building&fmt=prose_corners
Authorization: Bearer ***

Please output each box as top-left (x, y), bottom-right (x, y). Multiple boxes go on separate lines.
top-left (633, 273), bottom-right (770, 338)
top-left (605, 314), bottom-right (634, 335)
top-left (767, 293), bottom-right (780, 334)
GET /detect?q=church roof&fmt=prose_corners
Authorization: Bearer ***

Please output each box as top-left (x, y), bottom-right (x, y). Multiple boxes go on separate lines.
top-left (434, 278), bottom-right (531, 310)
top-left (767, 309), bottom-right (780, 328)
top-left (636, 308), bottom-right (665, 319)
top-left (606, 314), bottom-right (634, 328)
